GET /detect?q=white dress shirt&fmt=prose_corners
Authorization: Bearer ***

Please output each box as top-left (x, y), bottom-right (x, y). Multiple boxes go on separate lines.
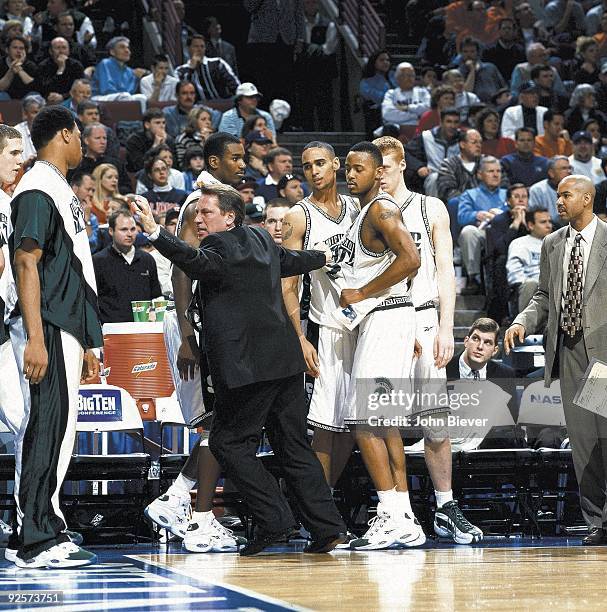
top-left (459, 353), bottom-right (487, 379)
top-left (561, 215), bottom-right (598, 319)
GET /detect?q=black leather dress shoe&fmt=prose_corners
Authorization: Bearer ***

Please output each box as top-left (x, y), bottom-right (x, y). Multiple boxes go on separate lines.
top-left (582, 527), bottom-right (607, 545)
top-left (239, 527), bottom-right (297, 557)
top-left (304, 532), bottom-right (348, 553)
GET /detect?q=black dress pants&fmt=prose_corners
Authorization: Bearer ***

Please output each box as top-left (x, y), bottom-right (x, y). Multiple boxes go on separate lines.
top-left (209, 374), bottom-right (346, 538)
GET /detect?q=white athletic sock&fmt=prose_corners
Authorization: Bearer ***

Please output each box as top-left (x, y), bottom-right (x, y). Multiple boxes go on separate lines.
top-left (166, 474), bottom-right (196, 500)
top-left (190, 510), bottom-right (213, 526)
top-left (435, 489), bottom-right (453, 508)
top-left (393, 490), bottom-right (413, 516)
top-left (377, 488), bottom-right (396, 506)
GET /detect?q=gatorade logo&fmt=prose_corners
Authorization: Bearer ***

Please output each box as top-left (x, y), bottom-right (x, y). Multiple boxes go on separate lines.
top-left (132, 358), bottom-right (158, 376)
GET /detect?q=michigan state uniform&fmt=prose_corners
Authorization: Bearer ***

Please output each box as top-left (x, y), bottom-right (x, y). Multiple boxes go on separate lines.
top-left (0, 189), bottom-right (24, 435)
top-left (297, 194), bottom-right (359, 432)
top-left (6, 161), bottom-right (102, 562)
top-left (330, 193), bottom-right (416, 426)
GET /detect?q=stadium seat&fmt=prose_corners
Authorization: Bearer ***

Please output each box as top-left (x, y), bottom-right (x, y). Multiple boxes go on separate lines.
top-left (99, 101), bottom-right (143, 129)
top-left (0, 100), bottom-right (22, 126)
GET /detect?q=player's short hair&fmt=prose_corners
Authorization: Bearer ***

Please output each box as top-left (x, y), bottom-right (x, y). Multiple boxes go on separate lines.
top-left (0, 124), bottom-right (21, 153)
top-left (526, 207), bottom-right (548, 224)
top-left (372, 136), bottom-right (404, 161)
top-left (349, 141), bottom-right (383, 168)
top-left (31, 105), bottom-right (76, 151)
top-left (507, 183), bottom-right (528, 200)
top-left (200, 184), bottom-right (245, 227)
top-left (202, 132), bottom-right (241, 167)
top-left (302, 141), bottom-right (335, 158)
top-left (263, 197), bottom-right (291, 221)
top-left (467, 317), bottom-right (500, 343)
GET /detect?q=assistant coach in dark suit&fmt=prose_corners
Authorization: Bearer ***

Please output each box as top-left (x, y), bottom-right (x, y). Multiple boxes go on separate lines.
top-left (132, 185), bottom-right (347, 555)
top-left (505, 175), bottom-right (607, 545)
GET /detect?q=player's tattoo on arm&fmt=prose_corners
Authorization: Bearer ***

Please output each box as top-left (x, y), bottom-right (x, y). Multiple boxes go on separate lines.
top-left (379, 208), bottom-right (398, 220)
top-left (283, 222), bottom-right (294, 241)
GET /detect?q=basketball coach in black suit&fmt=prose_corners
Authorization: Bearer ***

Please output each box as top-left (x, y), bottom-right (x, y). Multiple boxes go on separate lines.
top-left (131, 185), bottom-right (347, 555)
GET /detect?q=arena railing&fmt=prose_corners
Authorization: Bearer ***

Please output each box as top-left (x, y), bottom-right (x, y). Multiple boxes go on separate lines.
top-left (337, 0), bottom-right (385, 59)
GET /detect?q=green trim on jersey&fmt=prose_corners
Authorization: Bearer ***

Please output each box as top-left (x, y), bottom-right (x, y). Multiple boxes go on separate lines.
top-left (9, 190), bottom-right (102, 349)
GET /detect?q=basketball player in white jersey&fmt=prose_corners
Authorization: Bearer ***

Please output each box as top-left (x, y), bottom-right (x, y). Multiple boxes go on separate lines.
top-left (374, 136), bottom-right (483, 544)
top-left (281, 142), bottom-right (359, 493)
top-left (0, 124), bottom-right (24, 543)
top-left (331, 141), bottom-right (425, 550)
top-left (145, 132), bottom-right (247, 553)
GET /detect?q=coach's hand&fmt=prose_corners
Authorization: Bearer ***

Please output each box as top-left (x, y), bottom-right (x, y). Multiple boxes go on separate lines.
top-left (504, 323), bottom-right (526, 355)
top-left (434, 326), bottom-right (454, 368)
top-left (24, 337), bottom-right (48, 384)
top-left (313, 240), bottom-right (333, 265)
top-left (300, 336), bottom-right (320, 378)
top-left (340, 288), bottom-right (364, 307)
top-left (177, 336), bottom-right (200, 381)
top-left (81, 349), bottom-right (100, 383)
top-left (130, 195), bottom-right (158, 235)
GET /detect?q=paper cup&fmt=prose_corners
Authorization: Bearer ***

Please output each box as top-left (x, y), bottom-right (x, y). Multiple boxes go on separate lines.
top-left (152, 298), bottom-right (168, 322)
top-left (131, 300), bottom-right (152, 322)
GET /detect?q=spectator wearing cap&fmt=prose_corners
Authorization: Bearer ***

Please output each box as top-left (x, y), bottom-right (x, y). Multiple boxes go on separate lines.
top-left (262, 197), bottom-right (292, 244)
top-left (481, 17), bottom-right (526, 82)
top-left (181, 146), bottom-right (205, 192)
top-left (405, 107), bottom-right (461, 195)
top-left (255, 146), bottom-right (293, 203)
top-left (139, 54), bottom-right (180, 104)
top-left (455, 37), bottom-right (507, 104)
top-left (277, 174), bottom-right (304, 205)
top-left (244, 130), bottom-right (273, 181)
top-left (500, 82), bottom-right (547, 140)
top-left (174, 106), bottom-right (215, 168)
top-left (0, 34), bottom-right (38, 99)
top-left (218, 82), bottom-right (276, 138)
top-left (175, 33), bottom-right (239, 103)
top-left (91, 36), bottom-right (148, 111)
top-left (510, 43), bottom-right (566, 98)
top-left (534, 109), bottom-right (573, 158)
top-left (244, 200), bottom-right (265, 227)
top-left (14, 93), bottom-right (44, 162)
top-left (564, 84), bottom-right (607, 136)
top-left (126, 108), bottom-right (176, 173)
top-left (381, 62), bottom-right (431, 128)
top-left (140, 156), bottom-right (188, 215)
top-left (500, 127), bottom-right (549, 187)
top-left (569, 130), bottom-right (607, 184)
top-left (236, 179), bottom-right (257, 204)
top-left (38, 36), bottom-right (84, 98)
top-left (529, 155), bottom-right (572, 223)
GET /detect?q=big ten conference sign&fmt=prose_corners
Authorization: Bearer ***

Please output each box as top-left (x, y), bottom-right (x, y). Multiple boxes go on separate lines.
top-left (78, 388), bottom-right (123, 422)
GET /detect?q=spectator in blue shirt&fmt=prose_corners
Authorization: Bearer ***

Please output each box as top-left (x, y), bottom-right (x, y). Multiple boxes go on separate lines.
top-left (218, 82), bottom-right (275, 139)
top-left (501, 127), bottom-right (549, 187)
top-left (91, 36), bottom-right (147, 111)
top-left (458, 156), bottom-right (508, 294)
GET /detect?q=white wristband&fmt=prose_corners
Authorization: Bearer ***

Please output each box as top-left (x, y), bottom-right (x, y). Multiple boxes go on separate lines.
top-left (147, 226), bottom-right (161, 241)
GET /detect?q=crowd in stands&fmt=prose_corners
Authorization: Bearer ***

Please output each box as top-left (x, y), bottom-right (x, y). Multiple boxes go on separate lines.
top-left (360, 0), bottom-right (607, 324)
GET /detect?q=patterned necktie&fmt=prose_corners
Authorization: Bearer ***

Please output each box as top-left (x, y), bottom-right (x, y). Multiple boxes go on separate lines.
top-left (562, 233), bottom-right (584, 337)
top-left (473, 370), bottom-right (480, 381)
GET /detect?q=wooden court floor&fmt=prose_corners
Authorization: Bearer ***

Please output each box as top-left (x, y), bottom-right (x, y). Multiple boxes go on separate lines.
top-left (133, 540), bottom-right (607, 610)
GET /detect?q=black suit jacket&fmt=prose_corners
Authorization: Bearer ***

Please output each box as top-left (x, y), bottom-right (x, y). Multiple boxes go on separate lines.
top-left (152, 225), bottom-right (326, 389)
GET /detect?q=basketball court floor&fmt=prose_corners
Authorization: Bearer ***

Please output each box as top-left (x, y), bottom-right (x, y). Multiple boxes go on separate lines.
top-left (0, 537), bottom-right (604, 610)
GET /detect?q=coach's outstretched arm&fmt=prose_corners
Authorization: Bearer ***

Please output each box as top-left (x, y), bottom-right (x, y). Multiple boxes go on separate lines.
top-left (131, 196), bottom-right (224, 281)
top-left (340, 200), bottom-right (420, 307)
